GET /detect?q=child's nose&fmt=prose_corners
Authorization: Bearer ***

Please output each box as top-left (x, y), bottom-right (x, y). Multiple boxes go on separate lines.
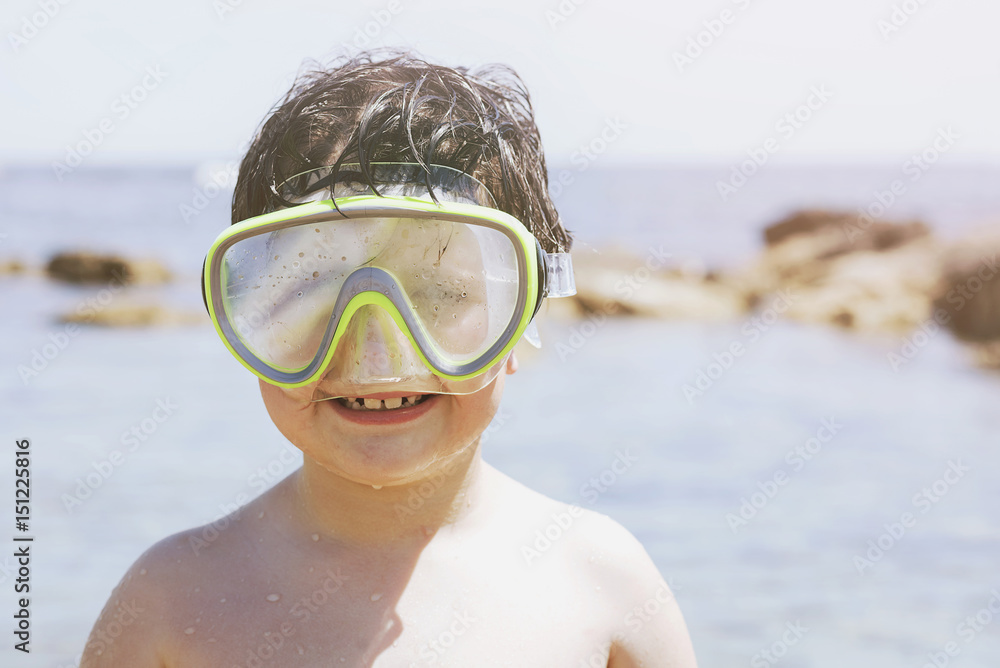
top-left (328, 304), bottom-right (430, 384)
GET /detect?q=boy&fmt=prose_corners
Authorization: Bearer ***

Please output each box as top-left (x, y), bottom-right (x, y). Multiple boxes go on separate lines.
top-left (81, 51), bottom-right (697, 667)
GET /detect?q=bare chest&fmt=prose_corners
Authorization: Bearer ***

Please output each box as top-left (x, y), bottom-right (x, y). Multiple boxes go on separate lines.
top-left (164, 561), bottom-right (613, 667)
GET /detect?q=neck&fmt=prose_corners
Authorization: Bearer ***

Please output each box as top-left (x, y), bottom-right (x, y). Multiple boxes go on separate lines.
top-left (287, 442), bottom-right (488, 550)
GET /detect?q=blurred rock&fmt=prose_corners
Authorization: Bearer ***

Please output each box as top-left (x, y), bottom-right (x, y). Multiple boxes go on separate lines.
top-left (0, 258), bottom-right (26, 275)
top-left (931, 227), bottom-right (1000, 342)
top-left (735, 210), bottom-right (941, 332)
top-left (567, 247), bottom-right (748, 320)
top-left (60, 303), bottom-right (203, 327)
top-left (763, 209), bottom-right (930, 254)
top-left (968, 341), bottom-right (1000, 369)
top-left (45, 251), bottom-right (171, 284)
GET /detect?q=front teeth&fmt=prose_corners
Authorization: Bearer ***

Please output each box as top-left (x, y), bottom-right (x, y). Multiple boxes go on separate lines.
top-left (341, 395), bottom-right (425, 411)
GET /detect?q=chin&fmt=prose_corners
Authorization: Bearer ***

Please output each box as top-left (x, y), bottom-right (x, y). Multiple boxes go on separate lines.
top-left (307, 430), bottom-right (467, 487)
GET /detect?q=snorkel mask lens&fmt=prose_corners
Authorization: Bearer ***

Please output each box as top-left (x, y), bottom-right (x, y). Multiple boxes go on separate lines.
top-left (203, 163), bottom-right (575, 401)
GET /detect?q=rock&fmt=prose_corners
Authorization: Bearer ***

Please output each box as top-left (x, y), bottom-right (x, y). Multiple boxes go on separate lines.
top-left (968, 341), bottom-right (1000, 369)
top-left (60, 303), bottom-right (203, 327)
top-left (764, 209), bottom-right (846, 245)
top-left (763, 209), bottom-right (929, 254)
top-left (45, 252), bottom-right (171, 284)
top-left (567, 247), bottom-right (748, 320)
top-left (776, 239), bottom-right (942, 331)
top-left (0, 258), bottom-right (26, 275)
top-left (931, 228), bottom-right (1000, 342)
top-left (737, 210), bottom-right (941, 332)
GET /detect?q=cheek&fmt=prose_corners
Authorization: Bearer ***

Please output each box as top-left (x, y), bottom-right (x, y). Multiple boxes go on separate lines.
top-left (258, 380), bottom-right (315, 441)
top-left (451, 373), bottom-right (505, 433)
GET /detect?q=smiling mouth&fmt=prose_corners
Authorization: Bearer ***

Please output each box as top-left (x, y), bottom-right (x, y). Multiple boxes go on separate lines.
top-left (336, 395), bottom-right (432, 411)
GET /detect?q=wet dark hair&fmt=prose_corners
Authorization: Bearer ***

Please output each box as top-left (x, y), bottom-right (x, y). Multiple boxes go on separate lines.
top-left (232, 49), bottom-right (572, 253)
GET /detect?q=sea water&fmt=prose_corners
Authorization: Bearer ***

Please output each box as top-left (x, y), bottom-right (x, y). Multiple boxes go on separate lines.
top-left (2, 164), bottom-right (999, 666)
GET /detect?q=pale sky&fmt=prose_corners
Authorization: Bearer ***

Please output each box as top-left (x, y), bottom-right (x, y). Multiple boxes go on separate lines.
top-left (2, 0), bottom-right (999, 166)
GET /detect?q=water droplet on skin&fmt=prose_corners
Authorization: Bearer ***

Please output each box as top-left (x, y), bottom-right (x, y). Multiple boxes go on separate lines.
top-left (308, 566), bottom-right (315, 573)
top-left (297, 645), bottom-right (305, 655)
top-left (194, 587), bottom-right (200, 593)
top-left (139, 569), bottom-right (147, 575)
top-left (311, 533), bottom-right (320, 542)
top-left (370, 593), bottom-right (383, 602)
top-left (266, 593), bottom-right (281, 602)
top-left (208, 638), bottom-right (216, 643)
top-left (372, 485), bottom-right (382, 490)
top-left (220, 598), bottom-right (226, 603)
top-left (184, 627), bottom-right (195, 635)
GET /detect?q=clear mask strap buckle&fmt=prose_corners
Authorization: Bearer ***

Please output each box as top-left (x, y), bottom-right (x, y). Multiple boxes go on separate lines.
top-left (543, 252), bottom-right (576, 298)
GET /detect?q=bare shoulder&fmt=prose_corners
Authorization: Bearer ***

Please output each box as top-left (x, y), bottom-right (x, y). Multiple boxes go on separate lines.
top-left (79, 528), bottom-right (199, 668)
top-left (578, 512), bottom-right (698, 667)
top-left (79, 505), bottom-right (255, 668)
top-left (488, 468), bottom-right (698, 667)
top-left (568, 511), bottom-right (698, 668)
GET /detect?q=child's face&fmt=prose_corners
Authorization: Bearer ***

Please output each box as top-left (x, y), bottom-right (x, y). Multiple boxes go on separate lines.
top-left (257, 354), bottom-right (516, 486)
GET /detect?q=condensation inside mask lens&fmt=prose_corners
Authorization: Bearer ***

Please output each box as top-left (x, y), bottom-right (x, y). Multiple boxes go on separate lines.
top-left (229, 164), bottom-right (521, 401)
